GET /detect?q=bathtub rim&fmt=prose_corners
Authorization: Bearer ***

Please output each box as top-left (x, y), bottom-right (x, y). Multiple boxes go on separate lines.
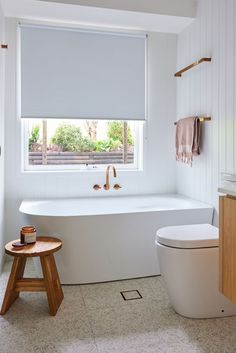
top-left (19, 193), bottom-right (214, 218)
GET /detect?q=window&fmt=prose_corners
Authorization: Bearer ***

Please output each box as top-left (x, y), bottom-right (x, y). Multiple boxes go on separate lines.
top-left (23, 119), bottom-right (143, 171)
top-left (20, 24), bottom-right (146, 172)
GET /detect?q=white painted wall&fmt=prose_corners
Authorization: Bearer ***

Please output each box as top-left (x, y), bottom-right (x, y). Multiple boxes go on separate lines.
top-left (0, 2), bottom-right (5, 272)
top-left (4, 18), bottom-right (177, 242)
top-left (176, 0), bottom-right (236, 223)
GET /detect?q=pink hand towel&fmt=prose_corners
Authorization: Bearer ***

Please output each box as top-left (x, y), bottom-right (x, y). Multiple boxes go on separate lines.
top-left (176, 116), bottom-right (200, 165)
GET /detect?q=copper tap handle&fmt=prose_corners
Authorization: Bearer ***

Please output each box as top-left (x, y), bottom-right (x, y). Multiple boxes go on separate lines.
top-left (113, 184), bottom-right (122, 190)
top-left (93, 184), bottom-right (101, 191)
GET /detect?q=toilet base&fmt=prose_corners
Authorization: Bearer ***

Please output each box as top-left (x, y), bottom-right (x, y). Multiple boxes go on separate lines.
top-left (157, 243), bottom-right (236, 319)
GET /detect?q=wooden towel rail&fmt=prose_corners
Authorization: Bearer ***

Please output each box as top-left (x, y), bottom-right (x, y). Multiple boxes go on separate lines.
top-left (175, 57), bottom-right (211, 77)
top-left (174, 117), bottom-right (211, 125)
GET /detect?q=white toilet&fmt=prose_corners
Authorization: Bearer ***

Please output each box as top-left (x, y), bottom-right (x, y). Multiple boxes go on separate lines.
top-left (156, 223), bottom-right (236, 318)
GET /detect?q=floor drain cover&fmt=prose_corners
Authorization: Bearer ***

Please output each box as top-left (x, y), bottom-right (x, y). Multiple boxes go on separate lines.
top-left (120, 290), bottom-right (143, 301)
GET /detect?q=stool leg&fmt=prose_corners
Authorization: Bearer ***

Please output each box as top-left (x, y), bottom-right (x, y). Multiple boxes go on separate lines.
top-left (40, 254), bottom-right (63, 316)
top-left (1, 257), bottom-right (26, 315)
top-left (49, 255), bottom-right (64, 302)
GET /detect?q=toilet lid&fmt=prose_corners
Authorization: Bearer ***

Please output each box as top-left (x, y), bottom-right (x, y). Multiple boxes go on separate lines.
top-left (156, 224), bottom-right (218, 249)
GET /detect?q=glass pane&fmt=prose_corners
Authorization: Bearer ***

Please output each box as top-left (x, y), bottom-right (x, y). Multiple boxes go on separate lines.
top-left (27, 119), bottom-right (136, 166)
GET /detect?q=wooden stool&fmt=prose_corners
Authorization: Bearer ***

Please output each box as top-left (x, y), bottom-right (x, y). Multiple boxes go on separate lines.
top-left (0, 236), bottom-right (63, 316)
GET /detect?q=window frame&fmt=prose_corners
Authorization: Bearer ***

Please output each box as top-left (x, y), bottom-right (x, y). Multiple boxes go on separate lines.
top-left (22, 119), bottom-right (144, 172)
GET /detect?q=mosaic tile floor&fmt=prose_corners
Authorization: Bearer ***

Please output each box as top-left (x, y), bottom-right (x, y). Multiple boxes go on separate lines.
top-left (0, 259), bottom-right (236, 353)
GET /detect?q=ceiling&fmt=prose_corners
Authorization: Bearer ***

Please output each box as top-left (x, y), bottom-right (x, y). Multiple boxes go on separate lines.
top-left (0, 0), bottom-right (196, 33)
top-left (38, 0), bottom-right (197, 18)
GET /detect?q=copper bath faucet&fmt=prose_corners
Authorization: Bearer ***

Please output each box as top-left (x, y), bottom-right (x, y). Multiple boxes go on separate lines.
top-left (104, 164), bottom-right (122, 191)
top-left (93, 165), bottom-right (121, 191)
top-left (104, 165), bottom-right (117, 190)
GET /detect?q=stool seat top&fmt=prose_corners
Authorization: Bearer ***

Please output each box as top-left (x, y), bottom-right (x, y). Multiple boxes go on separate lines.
top-left (5, 236), bottom-right (62, 257)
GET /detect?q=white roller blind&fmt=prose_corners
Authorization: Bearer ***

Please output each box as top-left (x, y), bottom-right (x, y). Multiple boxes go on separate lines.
top-left (20, 24), bottom-right (146, 120)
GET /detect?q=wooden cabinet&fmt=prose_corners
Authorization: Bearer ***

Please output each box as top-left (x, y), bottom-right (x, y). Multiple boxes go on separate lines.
top-left (219, 195), bottom-right (236, 303)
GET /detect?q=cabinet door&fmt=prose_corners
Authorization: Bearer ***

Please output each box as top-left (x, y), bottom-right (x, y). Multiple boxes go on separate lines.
top-left (219, 196), bottom-right (236, 303)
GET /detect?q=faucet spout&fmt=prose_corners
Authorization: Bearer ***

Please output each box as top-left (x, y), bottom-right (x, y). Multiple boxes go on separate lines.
top-left (104, 165), bottom-right (117, 190)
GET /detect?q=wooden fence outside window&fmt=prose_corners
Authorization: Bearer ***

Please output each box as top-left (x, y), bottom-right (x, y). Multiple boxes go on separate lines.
top-left (29, 151), bottom-right (134, 165)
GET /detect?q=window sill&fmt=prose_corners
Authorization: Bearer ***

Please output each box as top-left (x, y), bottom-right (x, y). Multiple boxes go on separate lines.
top-left (21, 166), bottom-right (144, 175)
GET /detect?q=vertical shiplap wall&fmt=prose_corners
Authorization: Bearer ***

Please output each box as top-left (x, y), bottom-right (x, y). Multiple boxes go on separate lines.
top-left (177, 0), bottom-right (236, 222)
top-left (0, 3), bottom-right (5, 272)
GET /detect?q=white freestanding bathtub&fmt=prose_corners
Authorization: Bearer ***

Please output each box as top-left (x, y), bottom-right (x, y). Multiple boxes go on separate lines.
top-left (19, 194), bottom-right (214, 284)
